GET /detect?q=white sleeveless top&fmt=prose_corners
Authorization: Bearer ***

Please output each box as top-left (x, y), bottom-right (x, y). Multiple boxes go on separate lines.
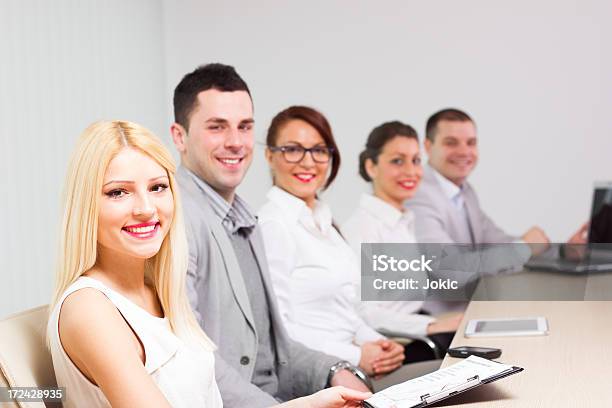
top-left (48, 276), bottom-right (223, 408)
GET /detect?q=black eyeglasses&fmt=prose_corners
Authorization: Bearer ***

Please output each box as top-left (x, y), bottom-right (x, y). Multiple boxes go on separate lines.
top-left (268, 144), bottom-right (334, 163)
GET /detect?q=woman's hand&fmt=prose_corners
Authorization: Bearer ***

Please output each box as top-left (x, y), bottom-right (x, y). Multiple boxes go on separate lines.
top-left (370, 339), bottom-right (404, 375)
top-left (305, 386), bottom-right (372, 408)
top-left (359, 341), bottom-right (384, 375)
top-left (360, 339), bottom-right (405, 375)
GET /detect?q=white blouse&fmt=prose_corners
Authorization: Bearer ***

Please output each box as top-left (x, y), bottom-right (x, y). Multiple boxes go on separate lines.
top-left (342, 193), bottom-right (435, 335)
top-left (258, 186), bottom-right (384, 365)
top-left (48, 276), bottom-right (222, 408)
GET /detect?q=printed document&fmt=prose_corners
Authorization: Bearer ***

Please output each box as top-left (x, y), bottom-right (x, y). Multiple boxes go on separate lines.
top-left (365, 356), bottom-right (514, 408)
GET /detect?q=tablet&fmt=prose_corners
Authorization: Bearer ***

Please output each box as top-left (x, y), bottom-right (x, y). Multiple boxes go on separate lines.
top-left (464, 317), bottom-right (548, 337)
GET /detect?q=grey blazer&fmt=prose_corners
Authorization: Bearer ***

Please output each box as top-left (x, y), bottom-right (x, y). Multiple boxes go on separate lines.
top-left (406, 165), bottom-right (516, 244)
top-left (177, 167), bottom-right (337, 408)
top-left (405, 166), bottom-right (530, 312)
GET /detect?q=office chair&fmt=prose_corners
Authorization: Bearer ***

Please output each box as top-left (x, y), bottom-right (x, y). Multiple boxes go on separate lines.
top-left (0, 305), bottom-right (61, 408)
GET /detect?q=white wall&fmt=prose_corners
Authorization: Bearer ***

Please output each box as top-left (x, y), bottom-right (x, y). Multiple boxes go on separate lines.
top-left (2, 0), bottom-right (611, 317)
top-left (0, 0), bottom-right (166, 317)
top-left (162, 0), bottom-right (612, 241)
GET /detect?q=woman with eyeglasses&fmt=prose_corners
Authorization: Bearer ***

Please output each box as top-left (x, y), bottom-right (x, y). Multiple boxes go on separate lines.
top-left (342, 121), bottom-right (462, 362)
top-left (258, 106), bottom-right (408, 382)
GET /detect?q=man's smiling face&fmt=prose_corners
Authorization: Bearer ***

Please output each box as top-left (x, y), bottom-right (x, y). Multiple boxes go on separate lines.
top-left (178, 89), bottom-right (254, 201)
top-left (425, 119), bottom-right (478, 186)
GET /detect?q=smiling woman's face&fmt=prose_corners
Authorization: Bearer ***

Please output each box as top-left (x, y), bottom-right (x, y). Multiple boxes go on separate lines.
top-left (266, 119), bottom-right (329, 207)
top-left (97, 148), bottom-right (174, 261)
top-left (367, 136), bottom-right (423, 210)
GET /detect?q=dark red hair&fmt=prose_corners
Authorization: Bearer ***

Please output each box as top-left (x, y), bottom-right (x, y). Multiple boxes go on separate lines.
top-left (266, 106), bottom-right (341, 189)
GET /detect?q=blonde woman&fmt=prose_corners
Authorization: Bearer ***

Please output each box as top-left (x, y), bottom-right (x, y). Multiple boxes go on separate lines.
top-left (47, 120), bottom-right (369, 408)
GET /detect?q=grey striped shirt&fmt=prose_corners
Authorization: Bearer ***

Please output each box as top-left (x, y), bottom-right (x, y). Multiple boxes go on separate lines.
top-left (181, 167), bottom-right (279, 395)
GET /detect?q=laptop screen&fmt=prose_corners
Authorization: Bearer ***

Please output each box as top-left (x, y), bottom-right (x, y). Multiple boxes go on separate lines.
top-left (588, 183), bottom-right (612, 246)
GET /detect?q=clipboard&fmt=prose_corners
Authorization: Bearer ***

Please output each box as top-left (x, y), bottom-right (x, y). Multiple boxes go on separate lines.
top-left (363, 362), bottom-right (523, 408)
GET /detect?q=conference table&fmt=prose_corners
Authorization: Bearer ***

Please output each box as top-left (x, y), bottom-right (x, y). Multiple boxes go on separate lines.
top-left (438, 269), bottom-right (612, 407)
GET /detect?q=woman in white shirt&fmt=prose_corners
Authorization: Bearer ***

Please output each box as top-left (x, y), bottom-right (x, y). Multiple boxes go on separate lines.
top-left (342, 121), bottom-right (462, 362)
top-left (258, 106), bottom-right (406, 378)
top-left (47, 120), bottom-right (369, 408)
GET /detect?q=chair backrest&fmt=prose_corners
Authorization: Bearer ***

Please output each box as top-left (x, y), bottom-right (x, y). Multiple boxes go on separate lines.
top-left (0, 306), bottom-right (61, 408)
top-left (0, 367), bottom-right (19, 408)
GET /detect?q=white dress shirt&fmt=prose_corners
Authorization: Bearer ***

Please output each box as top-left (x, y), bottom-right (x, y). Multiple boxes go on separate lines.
top-left (342, 193), bottom-right (435, 335)
top-left (432, 166), bottom-right (527, 249)
top-left (431, 168), bottom-right (475, 244)
top-left (258, 186), bottom-right (384, 365)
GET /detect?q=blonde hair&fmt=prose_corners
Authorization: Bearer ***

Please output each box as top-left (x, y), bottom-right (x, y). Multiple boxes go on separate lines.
top-left (50, 120), bottom-right (214, 350)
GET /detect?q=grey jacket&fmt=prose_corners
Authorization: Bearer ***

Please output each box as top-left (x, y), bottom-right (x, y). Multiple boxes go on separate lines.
top-left (177, 166), bottom-right (338, 408)
top-left (406, 165), bottom-right (516, 244)
top-left (405, 165), bottom-right (530, 288)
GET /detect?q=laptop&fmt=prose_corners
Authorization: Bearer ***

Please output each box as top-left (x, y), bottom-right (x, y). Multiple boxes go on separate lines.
top-left (525, 181), bottom-right (612, 273)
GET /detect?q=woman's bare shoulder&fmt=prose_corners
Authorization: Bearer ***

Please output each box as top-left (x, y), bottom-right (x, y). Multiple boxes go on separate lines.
top-left (59, 287), bottom-right (123, 335)
top-left (59, 287), bottom-right (143, 384)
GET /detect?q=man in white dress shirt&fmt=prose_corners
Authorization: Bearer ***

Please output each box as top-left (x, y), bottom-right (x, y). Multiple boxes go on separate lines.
top-left (406, 108), bottom-right (550, 250)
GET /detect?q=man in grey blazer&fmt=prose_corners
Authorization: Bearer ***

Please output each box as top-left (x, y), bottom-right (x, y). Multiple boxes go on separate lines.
top-left (170, 64), bottom-right (369, 407)
top-left (407, 108), bottom-right (550, 251)
top-left (405, 109), bottom-right (551, 312)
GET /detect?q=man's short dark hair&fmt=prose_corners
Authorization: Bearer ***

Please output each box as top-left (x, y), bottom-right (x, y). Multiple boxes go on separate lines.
top-left (425, 108), bottom-right (474, 142)
top-left (173, 63), bottom-right (251, 130)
